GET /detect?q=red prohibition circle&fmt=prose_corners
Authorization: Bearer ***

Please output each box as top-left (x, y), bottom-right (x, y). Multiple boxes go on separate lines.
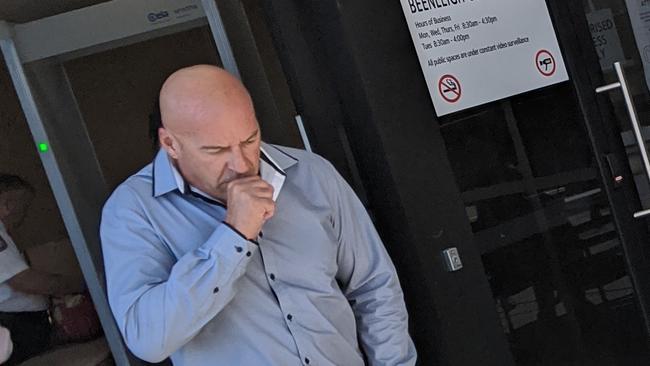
top-left (536, 49), bottom-right (556, 77)
top-left (438, 74), bottom-right (461, 103)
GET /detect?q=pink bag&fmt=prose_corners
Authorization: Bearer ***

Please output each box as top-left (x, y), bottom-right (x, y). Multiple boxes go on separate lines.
top-left (50, 292), bottom-right (102, 344)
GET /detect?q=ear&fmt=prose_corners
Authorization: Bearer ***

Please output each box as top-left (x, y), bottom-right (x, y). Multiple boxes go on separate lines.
top-left (159, 127), bottom-right (180, 159)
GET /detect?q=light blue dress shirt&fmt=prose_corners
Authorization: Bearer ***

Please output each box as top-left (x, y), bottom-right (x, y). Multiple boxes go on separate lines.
top-left (100, 143), bottom-right (416, 365)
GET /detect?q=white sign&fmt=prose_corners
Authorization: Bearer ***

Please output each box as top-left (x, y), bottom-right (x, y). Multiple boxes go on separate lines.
top-left (586, 9), bottom-right (625, 71)
top-left (399, 0), bottom-right (569, 116)
top-left (625, 0), bottom-right (650, 92)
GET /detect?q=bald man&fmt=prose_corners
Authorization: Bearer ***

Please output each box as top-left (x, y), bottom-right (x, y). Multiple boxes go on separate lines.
top-left (100, 65), bottom-right (416, 366)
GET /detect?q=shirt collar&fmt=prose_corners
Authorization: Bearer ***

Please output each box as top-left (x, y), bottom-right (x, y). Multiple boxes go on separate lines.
top-left (259, 142), bottom-right (298, 173)
top-left (153, 142), bottom-right (298, 199)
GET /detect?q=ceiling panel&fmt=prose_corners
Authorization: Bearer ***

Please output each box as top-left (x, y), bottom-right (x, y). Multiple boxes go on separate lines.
top-left (0, 0), bottom-right (110, 23)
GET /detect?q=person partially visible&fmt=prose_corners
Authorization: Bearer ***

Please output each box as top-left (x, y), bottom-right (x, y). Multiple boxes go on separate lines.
top-left (0, 325), bottom-right (12, 364)
top-left (0, 174), bottom-right (85, 365)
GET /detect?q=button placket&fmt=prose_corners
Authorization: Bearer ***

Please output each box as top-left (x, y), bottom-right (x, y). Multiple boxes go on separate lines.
top-left (258, 237), bottom-right (279, 287)
top-left (244, 226), bottom-right (315, 366)
top-left (257, 237), bottom-right (297, 341)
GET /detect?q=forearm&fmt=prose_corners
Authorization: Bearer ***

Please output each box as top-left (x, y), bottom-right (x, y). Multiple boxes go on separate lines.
top-left (7, 268), bottom-right (84, 296)
top-left (323, 156), bottom-right (416, 365)
top-left (342, 235), bottom-right (417, 365)
top-left (352, 277), bottom-right (417, 366)
top-left (105, 224), bottom-right (256, 362)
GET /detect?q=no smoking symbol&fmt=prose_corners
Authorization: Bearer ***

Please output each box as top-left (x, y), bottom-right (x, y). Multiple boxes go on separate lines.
top-left (438, 74), bottom-right (461, 103)
top-left (536, 49), bottom-right (556, 77)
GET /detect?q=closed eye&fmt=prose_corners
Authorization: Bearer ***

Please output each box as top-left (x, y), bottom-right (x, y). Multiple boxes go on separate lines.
top-left (201, 145), bottom-right (227, 154)
top-left (205, 148), bottom-right (224, 155)
top-left (200, 129), bottom-right (258, 153)
top-left (242, 129), bottom-right (259, 145)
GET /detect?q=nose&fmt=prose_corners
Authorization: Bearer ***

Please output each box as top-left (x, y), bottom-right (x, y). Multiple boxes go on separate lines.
top-left (228, 146), bottom-right (249, 174)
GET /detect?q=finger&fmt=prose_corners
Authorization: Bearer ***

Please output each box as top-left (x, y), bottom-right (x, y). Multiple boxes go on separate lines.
top-left (259, 198), bottom-right (275, 211)
top-left (226, 178), bottom-right (262, 197)
top-left (239, 175), bottom-right (264, 184)
top-left (262, 200), bottom-right (276, 220)
top-left (232, 182), bottom-right (274, 197)
top-left (245, 179), bottom-right (273, 190)
top-left (228, 177), bottom-right (271, 192)
top-left (252, 185), bottom-right (274, 198)
top-left (226, 175), bottom-right (262, 187)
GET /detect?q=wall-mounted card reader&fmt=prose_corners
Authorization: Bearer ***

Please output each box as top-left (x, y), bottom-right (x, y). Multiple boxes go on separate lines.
top-left (442, 247), bottom-right (463, 272)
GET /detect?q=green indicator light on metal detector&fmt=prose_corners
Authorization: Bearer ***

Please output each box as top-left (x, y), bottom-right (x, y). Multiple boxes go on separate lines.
top-left (38, 142), bottom-right (49, 152)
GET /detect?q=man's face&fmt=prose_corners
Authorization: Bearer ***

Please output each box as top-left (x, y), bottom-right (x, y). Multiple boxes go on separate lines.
top-left (161, 97), bottom-right (261, 202)
top-left (0, 189), bottom-right (33, 230)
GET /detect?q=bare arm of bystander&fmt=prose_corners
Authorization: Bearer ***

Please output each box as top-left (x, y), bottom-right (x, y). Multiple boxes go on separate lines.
top-left (7, 268), bottom-right (86, 296)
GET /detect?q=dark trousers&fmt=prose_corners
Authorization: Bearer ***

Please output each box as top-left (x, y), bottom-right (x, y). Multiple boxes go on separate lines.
top-left (0, 310), bottom-right (51, 365)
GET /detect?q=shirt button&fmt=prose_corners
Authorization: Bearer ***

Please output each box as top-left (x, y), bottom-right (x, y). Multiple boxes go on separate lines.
top-left (304, 357), bottom-right (310, 364)
top-left (269, 273), bottom-right (276, 281)
top-left (235, 246), bottom-right (243, 253)
top-left (213, 287), bottom-right (219, 293)
top-left (246, 251), bottom-right (252, 257)
top-left (286, 314), bottom-right (293, 321)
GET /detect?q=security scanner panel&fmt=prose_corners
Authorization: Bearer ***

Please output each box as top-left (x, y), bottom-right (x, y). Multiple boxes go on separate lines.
top-left (0, 1), bottom-right (243, 364)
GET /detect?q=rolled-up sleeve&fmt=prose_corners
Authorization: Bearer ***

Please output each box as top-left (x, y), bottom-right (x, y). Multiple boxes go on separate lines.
top-left (321, 159), bottom-right (417, 366)
top-left (100, 185), bottom-right (257, 363)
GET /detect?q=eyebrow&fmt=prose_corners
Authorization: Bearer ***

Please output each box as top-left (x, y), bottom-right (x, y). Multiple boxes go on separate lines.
top-left (200, 129), bottom-right (259, 151)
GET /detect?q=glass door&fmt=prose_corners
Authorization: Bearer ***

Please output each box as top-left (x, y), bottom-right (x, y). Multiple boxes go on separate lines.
top-left (434, 1), bottom-right (650, 364)
top-left (583, 0), bottom-right (650, 220)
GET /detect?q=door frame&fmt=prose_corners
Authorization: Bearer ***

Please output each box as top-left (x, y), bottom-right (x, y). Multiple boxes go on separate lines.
top-left (260, 0), bottom-right (650, 365)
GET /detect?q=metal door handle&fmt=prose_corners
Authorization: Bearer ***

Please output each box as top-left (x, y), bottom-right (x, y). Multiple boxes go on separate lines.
top-left (596, 62), bottom-right (650, 218)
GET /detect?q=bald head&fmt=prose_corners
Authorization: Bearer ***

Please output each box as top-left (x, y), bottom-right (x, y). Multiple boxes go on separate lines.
top-left (157, 65), bottom-right (262, 201)
top-left (159, 65), bottom-right (253, 134)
